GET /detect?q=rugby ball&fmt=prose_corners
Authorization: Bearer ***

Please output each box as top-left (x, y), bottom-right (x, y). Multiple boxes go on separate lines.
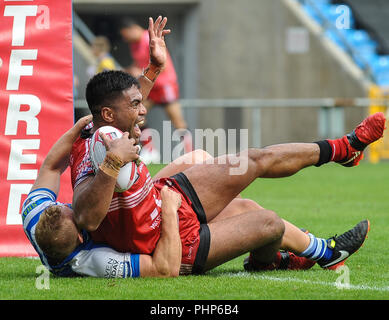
top-left (89, 126), bottom-right (139, 192)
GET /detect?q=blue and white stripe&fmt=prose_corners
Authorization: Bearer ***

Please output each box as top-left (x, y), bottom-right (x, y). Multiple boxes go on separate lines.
top-left (299, 233), bottom-right (333, 261)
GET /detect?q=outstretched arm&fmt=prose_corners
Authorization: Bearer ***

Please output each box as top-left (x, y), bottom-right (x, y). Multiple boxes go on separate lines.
top-left (137, 16), bottom-right (171, 100)
top-left (31, 115), bottom-right (92, 194)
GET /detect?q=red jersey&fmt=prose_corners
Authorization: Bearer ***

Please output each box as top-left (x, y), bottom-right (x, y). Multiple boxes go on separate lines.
top-left (70, 128), bottom-right (201, 265)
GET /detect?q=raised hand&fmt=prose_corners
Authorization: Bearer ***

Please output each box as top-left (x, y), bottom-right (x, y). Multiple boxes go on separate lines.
top-left (148, 16), bottom-right (171, 69)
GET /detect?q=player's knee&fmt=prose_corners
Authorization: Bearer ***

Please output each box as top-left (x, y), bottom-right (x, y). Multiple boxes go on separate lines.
top-left (262, 210), bottom-right (285, 241)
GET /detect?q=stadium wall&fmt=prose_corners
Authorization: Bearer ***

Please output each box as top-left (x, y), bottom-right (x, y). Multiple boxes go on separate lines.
top-left (74, 0), bottom-right (368, 147)
top-left (193, 0), bottom-right (366, 146)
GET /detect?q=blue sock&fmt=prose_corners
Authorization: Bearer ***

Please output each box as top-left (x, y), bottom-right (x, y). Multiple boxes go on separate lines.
top-left (299, 233), bottom-right (333, 261)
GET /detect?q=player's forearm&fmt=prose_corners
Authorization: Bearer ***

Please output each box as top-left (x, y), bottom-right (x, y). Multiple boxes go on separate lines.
top-left (42, 135), bottom-right (75, 174)
top-left (137, 63), bottom-right (161, 101)
top-left (43, 116), bottom-right (92, 172)
top-left (74, 150), bottom-right (126, 231)
top-left (73, 171), bottom-right (116, 232)
top-left (31, 116), bottom-right (92, 194)
top-left (151, 207), bottom-right (181, 277)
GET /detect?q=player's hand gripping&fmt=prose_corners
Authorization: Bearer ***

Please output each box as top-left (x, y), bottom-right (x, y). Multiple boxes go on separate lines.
top-left (148, 16), bottom-right (171, 69)
top-left (160, 186), bottom-right (182, 214)
top-left (99, 131), bottom-right (140, 165)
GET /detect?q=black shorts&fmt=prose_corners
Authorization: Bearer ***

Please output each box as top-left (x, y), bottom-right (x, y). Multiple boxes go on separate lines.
top-left (171, 172), bottom-right (211, 274)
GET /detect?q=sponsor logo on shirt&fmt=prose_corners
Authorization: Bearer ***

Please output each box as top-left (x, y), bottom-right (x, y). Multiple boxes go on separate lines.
top-left (104, 258), bottom-right (125, 278)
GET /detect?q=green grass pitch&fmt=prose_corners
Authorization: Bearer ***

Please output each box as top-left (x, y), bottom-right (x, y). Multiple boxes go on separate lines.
top-left (1, 161), bottom-right (388, 300)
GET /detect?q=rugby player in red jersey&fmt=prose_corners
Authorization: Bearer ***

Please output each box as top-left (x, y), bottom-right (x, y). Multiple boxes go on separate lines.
top-left (71, 70), bottom-right (383, 274)
top-left (70, 16), bottom-right (385, 275)
top-left (23, 16), bottom-right (384, 279)
top-left (26, 108), bottom-right (383, 278)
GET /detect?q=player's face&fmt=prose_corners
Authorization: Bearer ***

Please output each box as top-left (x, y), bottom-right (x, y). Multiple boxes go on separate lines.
top-left (120, 26), bottom-right (142, 43)
top-left (112, 85), bottom-right (146, 144)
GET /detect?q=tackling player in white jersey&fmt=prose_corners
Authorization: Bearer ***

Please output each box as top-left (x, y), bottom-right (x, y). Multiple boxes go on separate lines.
top-left (22, 188), bottom-right (140, 278)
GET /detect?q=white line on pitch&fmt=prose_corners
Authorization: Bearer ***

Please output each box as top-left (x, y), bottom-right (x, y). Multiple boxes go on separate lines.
top-left (226, 272), bottom-right (389, 292)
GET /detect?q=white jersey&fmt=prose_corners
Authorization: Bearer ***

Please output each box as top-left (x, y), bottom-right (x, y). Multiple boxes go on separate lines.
top-left (21, 188), bottom-right (140, 278)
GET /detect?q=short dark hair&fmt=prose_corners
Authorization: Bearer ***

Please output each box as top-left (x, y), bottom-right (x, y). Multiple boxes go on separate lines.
top-left (120, 18), bottom-right (139, 30)
top-left (85, 70), bottom-right (140, 116)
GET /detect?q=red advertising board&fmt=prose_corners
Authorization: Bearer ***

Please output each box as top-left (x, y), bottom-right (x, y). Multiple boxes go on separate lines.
top-left (0, 0), bottom-right (74, 256)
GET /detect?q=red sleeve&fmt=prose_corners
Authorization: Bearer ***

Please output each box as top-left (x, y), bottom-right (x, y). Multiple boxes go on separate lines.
top-left (70, 136), bottom-right (94, 189)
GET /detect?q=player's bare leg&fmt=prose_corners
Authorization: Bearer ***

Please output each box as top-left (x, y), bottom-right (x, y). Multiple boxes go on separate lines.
top-left (184, 143), bottom-right (321, 221)
top-left (207, 198), bottom-right (315, 270)
top-left (204, 209), bottom-right (284, 271)
top-left (154, 115), bottom-right (384, 270)
top-left (197, 161), bottom-right (370, 272)
top-left (208, 198), bottom-right (309, 252)
top-left (156, 149), bottom-right (312, 256)
top-left (154, 151), bottom-right (287, 270)
top-left (185, 112), bottom-right (386, 220)
top-left (157, 149), bottom-right (316, 270)
top-left (184, 111), bottom-right (385, 271)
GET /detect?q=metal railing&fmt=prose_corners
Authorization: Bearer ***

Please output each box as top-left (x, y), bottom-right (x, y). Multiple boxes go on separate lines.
top-left (75, 97), bottom-right (389, 110)
top-left (74, 97), bottom-right (389, 159)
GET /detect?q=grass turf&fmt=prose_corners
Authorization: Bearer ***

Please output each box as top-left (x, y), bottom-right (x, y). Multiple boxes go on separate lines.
top-left (1, 162), bottom-right (388, 300)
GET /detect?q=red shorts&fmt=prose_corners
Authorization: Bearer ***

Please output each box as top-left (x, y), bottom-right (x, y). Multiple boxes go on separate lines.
top-left (154, 173), bottom-right (210, 275)
top-left (148, 82), bottom-right (179, 105)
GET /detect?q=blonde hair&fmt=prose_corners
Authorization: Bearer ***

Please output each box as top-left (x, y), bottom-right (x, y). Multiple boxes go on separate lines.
top-left (35, 205), bottom-right (79, 263)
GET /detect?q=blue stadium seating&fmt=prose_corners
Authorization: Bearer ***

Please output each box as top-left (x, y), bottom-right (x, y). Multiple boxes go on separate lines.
top-left (371, 55), bottom-right (389, 86)
top-left (344, 29), bottom-right (378, 68)
top-left (344, 29), bottom-right (375, 47)
top-left (324, 29), bottom-right (347, 50)
top-left (302, 4), bottom-right (322, 24)
top-left (371, 55), bottom-right (389, 74)
top-left (298, 0), bottom-right (387, 86)
top-left (322, 4), bottom-right (355, 29)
